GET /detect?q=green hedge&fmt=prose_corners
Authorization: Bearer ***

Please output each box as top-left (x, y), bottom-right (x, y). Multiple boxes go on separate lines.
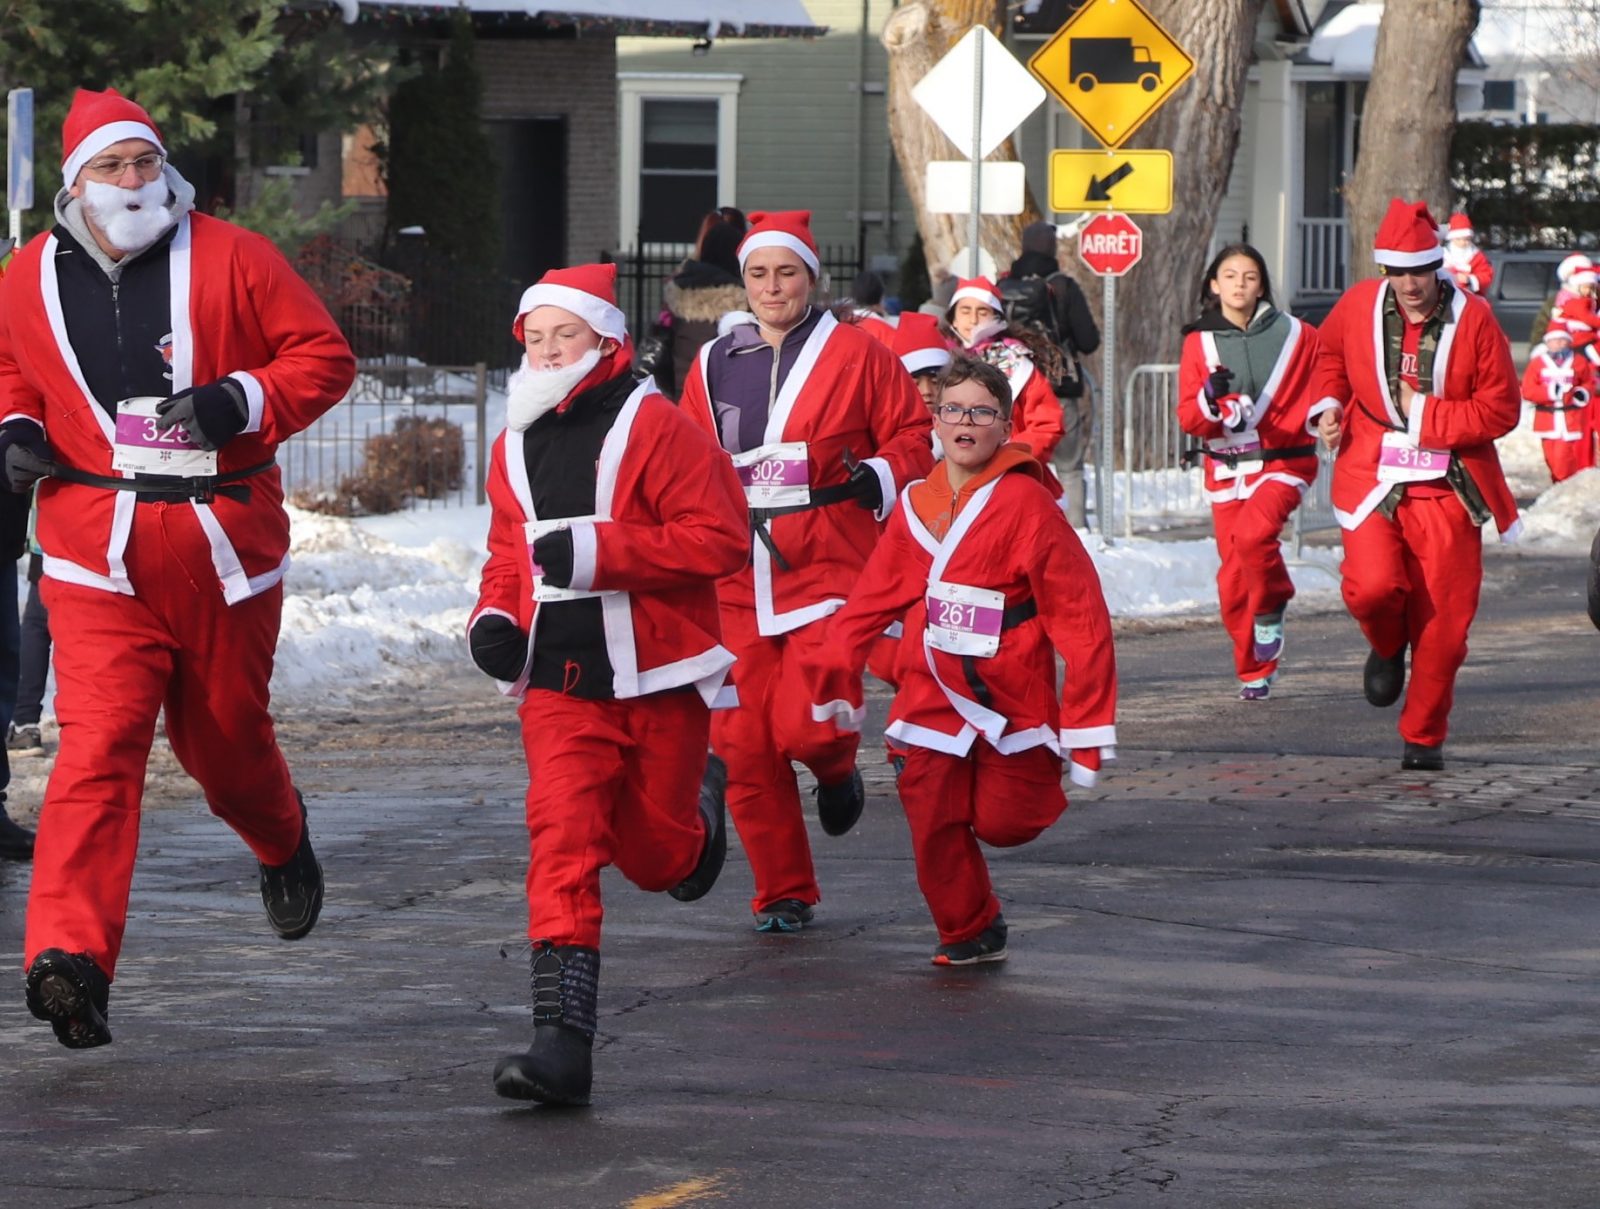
top-left (1451, 121), bottom-right (1600, 249)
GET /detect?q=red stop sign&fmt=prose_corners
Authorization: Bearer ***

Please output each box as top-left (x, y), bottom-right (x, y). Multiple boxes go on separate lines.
top-left (1079, 214), bottom-right (1143, 277)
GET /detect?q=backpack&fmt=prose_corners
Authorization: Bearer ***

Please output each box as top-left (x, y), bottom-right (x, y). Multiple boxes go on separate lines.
top-left (997, 272), bottom-right (1084, 399)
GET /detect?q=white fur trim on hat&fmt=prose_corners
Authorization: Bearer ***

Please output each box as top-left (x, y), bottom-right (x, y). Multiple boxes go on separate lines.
top-left (901, 347), bottom-right (951, 376)
top-left (63, 120), bottom-right (166, 186)
top-left (515, 282), bottom-right (627, 342)
top-left (737, 231), bottom-right (820, 275)
top-left (949, 284), bottom-right (1002, 313)
top-left (1374, 245), bottom-right (1444, 269)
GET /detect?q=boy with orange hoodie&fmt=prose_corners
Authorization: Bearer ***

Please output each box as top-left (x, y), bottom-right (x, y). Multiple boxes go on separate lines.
top-left (803, 356), bottom-right (1117, 965)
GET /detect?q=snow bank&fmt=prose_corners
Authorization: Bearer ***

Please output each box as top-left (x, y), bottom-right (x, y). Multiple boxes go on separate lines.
top-left (1496, 409), bottom-right (1552, 499)
top-left (1516, 468), bottom-right (1600, 551)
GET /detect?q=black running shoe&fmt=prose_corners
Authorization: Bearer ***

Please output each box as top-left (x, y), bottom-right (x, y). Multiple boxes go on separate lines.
top-left (1363, 646), bottom-right (1406, 708)
top-left (814, 768), bottom-right (865, 837)
top-left (259, 795), bottom-right (323, 940)
top-left (753, 899), bottom-right (814, 933)
top-left (932, 915), bottom-right (1008, 967)
top-left (25, 949), bottom-right (112, 1048)
top-left (669, 754), bottom-right (727, 903)
top-left (0, 801), bottom-right (34, 862)
top-left (1401, 742), bottom-right (1444, 772)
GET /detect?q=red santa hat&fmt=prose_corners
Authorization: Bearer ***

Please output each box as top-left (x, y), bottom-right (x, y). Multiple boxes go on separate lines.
top-left (947, 277), bottom-right (1003, 315)
top-left (1373, 199), bottom-right (1444, 269)
top-left (1559, 253), bottom-right (1593, 283)
top-left (891, 312), bottom-right (953, 376)
top-left (61, 87), bottom-right (166, 186)
top-left (1572, 266), bottom-right (1599, 289)
top-left (737, 210), bottom-right (820, 276)
top-left (511, 262), bottom-right (627, 344)
top-left (1544, 322), bottom-right (1573, 344)
top-left (1445, 212), bottom-right (1474, 240)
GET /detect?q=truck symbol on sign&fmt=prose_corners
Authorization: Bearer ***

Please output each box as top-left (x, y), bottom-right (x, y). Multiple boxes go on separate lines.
top-left (1070, 38), bottom-right (1162, 92)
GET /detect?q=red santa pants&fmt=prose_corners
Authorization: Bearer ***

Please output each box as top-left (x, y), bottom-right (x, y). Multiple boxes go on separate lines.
top-left (898, 744), bottom-right (1067, 944)
top-left (1340, 493), bottom-right (1482, 747)
top-left (25, 503), bottom-right (303, 979)
top-left (711, 605), bottom-right (860, 913)
top-left (519, 688), bottom-right (707, 949)
top-left (1210, 480), bottom-right (1302, 681)
top-left (1542, 435), bottom-right (1596, 483)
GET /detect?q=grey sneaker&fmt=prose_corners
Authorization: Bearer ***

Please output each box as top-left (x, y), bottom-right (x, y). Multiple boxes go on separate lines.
top-left (7, 723), bottom-right (43, 756)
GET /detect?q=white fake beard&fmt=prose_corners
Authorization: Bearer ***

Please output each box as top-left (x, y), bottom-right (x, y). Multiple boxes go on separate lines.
top-left (1443, 242), bottom-right (1475, 268)
top-left (964, 317), bottom-right (1007, 348)
top-left (81, 178), bottom-right (175, 254)
top-left (506, 348), bottom-right (603, 432)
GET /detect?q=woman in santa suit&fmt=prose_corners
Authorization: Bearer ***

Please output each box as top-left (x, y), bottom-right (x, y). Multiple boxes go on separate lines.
top-left (1177, 244), bottom-right (1321, 700)
top-left (677, 210), bottom-right (933, 933)
top-left (468, 263), bottom-right (749, 1104)
top-left (1522, 322), bottom-right (1597, 482)
top-left (945, 278), bottom-right (1065, 461)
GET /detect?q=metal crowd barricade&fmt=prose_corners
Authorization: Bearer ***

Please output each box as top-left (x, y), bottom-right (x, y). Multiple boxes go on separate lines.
top-left (1290, 444), bottom-right (1339, 558)
top-left (1119, 363), bottom-right (1207, 538)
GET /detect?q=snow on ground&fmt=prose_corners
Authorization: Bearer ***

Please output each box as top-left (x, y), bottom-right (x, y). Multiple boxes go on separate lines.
top-left (267, 501), bottom-right (1345, 703)
top-left (1517, 469), bottom-right (1600, 551)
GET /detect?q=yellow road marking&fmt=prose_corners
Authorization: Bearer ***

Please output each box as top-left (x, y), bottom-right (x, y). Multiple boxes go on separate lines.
top-left (626, 1174), bottom-right (725, 1209)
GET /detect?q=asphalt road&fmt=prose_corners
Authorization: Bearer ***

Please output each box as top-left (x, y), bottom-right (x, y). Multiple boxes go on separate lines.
top-left (2, 546), bottom-right (1598, 1208)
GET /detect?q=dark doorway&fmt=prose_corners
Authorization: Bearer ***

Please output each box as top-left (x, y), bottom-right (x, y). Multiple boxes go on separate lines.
top-left (485, 116), bottom-right (567, 283)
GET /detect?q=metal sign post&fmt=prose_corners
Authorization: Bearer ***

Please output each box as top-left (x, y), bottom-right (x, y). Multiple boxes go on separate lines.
top-left (967, 32), bottom-right (983, 277)
top-left (1099, 273), bottom-right (1116, 546)
top-left (7, 87), bottom-right (34, 245)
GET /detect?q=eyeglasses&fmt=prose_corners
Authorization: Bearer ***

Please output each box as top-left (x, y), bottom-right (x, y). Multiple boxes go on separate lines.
top-left (82, 153), bottom-right (166, 182)
top-left (935, 403), bottom-right (1002, 427)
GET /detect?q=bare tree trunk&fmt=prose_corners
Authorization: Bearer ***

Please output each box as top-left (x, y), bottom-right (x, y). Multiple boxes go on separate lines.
top-left (1347, 0), bottom-right (1481, 280)
top-left (882, 0), bottom-right (1040, 281)
top-left (1064, 0), bottom-right (1264, 395)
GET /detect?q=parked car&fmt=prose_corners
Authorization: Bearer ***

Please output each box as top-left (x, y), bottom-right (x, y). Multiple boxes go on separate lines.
top-left (1484, 249), bottom-right (1568, 345)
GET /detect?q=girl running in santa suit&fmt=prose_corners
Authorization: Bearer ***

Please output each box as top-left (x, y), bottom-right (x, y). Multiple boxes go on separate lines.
top-left (946, 278), bottom-right (1067, 462)
top-left (677, 211), bottom-right (933, 934)
top-left (1176, 245), bottom-right (1321, 700)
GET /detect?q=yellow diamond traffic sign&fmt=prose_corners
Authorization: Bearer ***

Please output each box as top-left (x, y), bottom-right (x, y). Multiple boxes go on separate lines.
top-left (1027, 0), bottom-right (1195, 149)
top-left (1048, 149), bottom-right (1172, 214)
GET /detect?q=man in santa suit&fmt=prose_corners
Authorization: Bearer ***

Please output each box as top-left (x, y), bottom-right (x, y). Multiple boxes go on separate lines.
top-left (677, 211), bottom-right (932, 933)
top-left (1522, 323), bottom-right (1597, 483)
top-left (469, 263), bottom-right (748, 1104)
top-left (0, 88), bottom-right (354, 1048)
top-left (1311, 198), bottom-right (1520, 771)
top-left (1441, 213), bottom-right (1494, 296)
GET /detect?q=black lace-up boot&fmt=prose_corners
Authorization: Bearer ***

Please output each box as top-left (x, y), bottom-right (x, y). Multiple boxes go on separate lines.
top-left (493, 941), bottom-right (599, 1105)
top-left (259, 791), bottom-right (323, 940)
top-left (25, 949), bottom-right (112, 1048)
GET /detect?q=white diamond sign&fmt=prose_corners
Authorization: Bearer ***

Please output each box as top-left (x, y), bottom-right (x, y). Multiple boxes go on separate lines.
top-left (912, 26), bottom-right (1046, 160)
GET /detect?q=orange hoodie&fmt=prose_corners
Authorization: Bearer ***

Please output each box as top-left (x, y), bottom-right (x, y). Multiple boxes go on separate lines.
top-left (909, 443), bottom-right (1060, 540)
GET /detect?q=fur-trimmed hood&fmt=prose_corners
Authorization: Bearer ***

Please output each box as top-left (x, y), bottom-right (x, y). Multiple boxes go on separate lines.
top-left (665, 278), bottom-right (749, 323)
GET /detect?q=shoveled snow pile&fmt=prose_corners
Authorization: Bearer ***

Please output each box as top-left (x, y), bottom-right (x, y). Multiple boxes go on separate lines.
top-left (267, 503), bottom-right (1345, 701)
top-left (1516, 467), bottom-right (1600, 551)
top-left (1496, 409), bottom-right (1552, 499)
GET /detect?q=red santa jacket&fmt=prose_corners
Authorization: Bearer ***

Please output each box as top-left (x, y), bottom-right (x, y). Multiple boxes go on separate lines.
top-left (0, 212), bottom-right (354, 602)
top-left (472, 375), bottom-right (749, 706)
top-left (968, 333), bottom-right (1064, 460)
top-left (1556, 295), bottom-right (1600, 350)
top-left (1177, 316), bottom-right (1321, 503)
top-left (1311, 278), bottom-right (1521, 539)
top-left (804, 448), bottom-right (1116, 787)
top-left (1522, 349), bottom-right (1597, 442)
top-left (1443, 247), bottom-right (1494, 295)
top-left (678, 309), bottom-right (933, 637)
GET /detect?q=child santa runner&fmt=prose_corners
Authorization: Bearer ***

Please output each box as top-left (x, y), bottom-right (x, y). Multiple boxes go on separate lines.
top-left (803, 355), bottom-right (1116, 965)
top-left (1522, 323), bottom-right (1598, 482)
top-left (468, 263), bottom-right (749, 1105)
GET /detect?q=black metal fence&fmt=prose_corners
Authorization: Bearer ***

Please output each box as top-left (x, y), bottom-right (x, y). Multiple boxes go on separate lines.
top-left (603, 243), bottom-right (865, 339)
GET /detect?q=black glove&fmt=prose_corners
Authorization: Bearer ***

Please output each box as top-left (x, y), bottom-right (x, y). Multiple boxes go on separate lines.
top-left (843, 456), bottom-right (883, 514)
top-left (469, 614), bottom-right (530, 681)
top-left (0, 423), bottom-right (55, 494)
top-left (154, 379), bottom-right (249, 451)
top-left (1204, 367), bottom-right (1233, 402)
top-left (531, 529), bottom-right (575, 589)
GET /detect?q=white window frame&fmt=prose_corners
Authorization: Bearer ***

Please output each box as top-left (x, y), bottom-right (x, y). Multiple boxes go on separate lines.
top-left (618, 72), bottom-right (743, 252)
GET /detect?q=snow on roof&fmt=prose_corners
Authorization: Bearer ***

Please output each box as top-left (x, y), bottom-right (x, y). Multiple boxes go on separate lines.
top-left (341, 1), bottom-right (825, 37)
top-left (1301, 0), bottom-right (1489, 72)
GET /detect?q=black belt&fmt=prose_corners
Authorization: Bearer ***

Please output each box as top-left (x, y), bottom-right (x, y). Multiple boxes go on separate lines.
top-left (960, 597), bottom-right (1039, 710)
top-left (1532, 402), bottom-right (1585, 412)
top-left (1181, 443), bottom-right (1317, 470)
top-left (50, 458), bottom-right (276, 504)
top-left (749, 481), bottom-right (859, 572)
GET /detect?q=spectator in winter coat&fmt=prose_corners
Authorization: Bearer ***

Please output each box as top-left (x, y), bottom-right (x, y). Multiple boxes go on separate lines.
top-left (652, 220), bottom-right (747, 399)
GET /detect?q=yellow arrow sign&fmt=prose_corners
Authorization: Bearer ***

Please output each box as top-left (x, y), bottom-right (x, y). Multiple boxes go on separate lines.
top-left (1027, 0), bottom-right (1195, 149)
top-left (1049, 149), bottom-right (1172, 214)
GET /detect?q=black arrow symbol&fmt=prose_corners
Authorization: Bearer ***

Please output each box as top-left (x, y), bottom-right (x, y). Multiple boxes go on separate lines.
top-left (1086, 161), bottom-right (1135, 201)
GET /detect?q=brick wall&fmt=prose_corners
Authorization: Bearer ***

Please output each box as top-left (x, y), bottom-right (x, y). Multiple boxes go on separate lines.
top-left (477, 34), bottom-right (619, 266)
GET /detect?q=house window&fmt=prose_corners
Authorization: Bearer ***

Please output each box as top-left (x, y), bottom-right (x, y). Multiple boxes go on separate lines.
top-left (1482, 79), bottom-right (1517, 110)
top-left (639, 99), bottom-right (718, 244)
top-left (1302, 82), bottom-right (1346, 219)
top-left (618, 73), bottom-right (743, 251)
